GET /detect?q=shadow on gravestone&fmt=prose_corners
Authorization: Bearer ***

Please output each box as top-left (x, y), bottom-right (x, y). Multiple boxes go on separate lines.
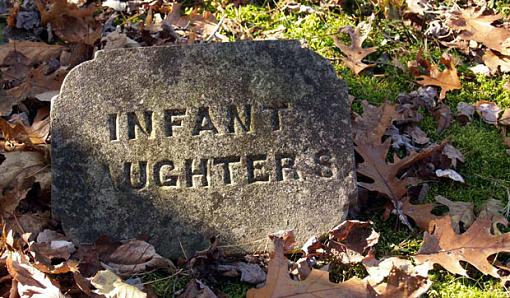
top-left (51, 40), bottom-right (356, 259)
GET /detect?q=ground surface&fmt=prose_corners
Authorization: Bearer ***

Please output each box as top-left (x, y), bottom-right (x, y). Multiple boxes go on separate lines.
top-left (2, 0), bottom-right (510, 297)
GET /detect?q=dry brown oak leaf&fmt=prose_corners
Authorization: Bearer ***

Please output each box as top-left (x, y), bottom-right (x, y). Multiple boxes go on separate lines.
top-left (447, 6), bottom-right (510, 56)
top-left (402, 196), bottom-right (474, 232)
top-left (353, 101), bottom-right (445, 209)
top-left (413, 215), bottom-right (510, 278)
top-left (333, 17), bottom-right (377, 75)
top-left (415, 53), bottom-right (461, 100)
top-left (35, 0), bottom-right (100, 45)
top-left (482, 50), bottom-right (510, 74)
top-left (246, 236), bottom-right (375, 298)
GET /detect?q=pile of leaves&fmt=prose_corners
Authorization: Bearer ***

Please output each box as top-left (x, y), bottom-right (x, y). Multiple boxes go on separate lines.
top-left (1, 0), bottom-right (510, 297)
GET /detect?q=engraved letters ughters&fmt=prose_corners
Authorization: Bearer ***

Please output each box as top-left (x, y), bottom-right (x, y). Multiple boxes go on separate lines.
top-left (108, 104), bottom-right (336, 189)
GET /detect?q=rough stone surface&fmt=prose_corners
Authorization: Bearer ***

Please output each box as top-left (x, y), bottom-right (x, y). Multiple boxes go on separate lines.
top-left (52, 40), bottom-right (355, 258)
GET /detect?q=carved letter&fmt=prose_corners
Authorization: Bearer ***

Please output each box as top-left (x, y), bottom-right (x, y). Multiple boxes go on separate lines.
top-left (127, 111), bottom-right (153, 140)
top-left (246, 154), bottom-right (270, 183)
top-left (263, 104), bottom-right (289, 131)
top-left (275, 153), bottom-right (299, 181)
top-left (164, 109), bottom-right (186, 137)
top-left (226, 105), bottom-right (252, 133)
top-left (123, 161), bottom-right (148, 189)
top-left (192, 107), bottom-right (218, 136)
top-left (154, 160), bottom-right (178, 187)
top-left (213, 156), bottom-right (241, 185)
top-left (185, 158), bottom-right (209, 187)
top-left (315, 149), bottom-right (334, 178)
top-left (107, 113), bottom-right (119, 141)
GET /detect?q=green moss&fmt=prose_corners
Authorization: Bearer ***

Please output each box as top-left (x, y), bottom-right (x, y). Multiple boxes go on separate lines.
top-left (428, 269), bottom-right (508, 298)
top-left (216, 281), bottom-right (250, 297)
top-left (371, 214), bottom-right (423, 257)
top-left (142, 272), bottom-right (191, 298)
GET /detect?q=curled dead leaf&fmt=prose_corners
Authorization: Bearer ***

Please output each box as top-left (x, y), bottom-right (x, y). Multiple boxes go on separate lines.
top-left (103, 239), bottom-right (175, 277)
top-left (327, 220), bottom-right (379, 264)
top-left (475, 101), bottom-right (501, 125)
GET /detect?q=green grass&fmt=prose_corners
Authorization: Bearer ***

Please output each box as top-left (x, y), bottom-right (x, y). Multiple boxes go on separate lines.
top-left (140, 0), bottom-right (510, 296)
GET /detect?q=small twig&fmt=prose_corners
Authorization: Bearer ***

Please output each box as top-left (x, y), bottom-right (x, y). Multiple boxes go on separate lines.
top-left (205, 15), bottom-right (225, 42)
top-left (139, 269), bottom-right (184, 285)
top-left (12, 213), bottom-right (25, 235)
top-left (506, 188), bottom-right (510, 218)
top-left (179, 239), bottom-right (188, 260)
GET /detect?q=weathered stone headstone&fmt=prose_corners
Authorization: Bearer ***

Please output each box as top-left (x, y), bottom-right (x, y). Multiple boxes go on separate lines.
top-left (52, 40), bottom-right (355, 258)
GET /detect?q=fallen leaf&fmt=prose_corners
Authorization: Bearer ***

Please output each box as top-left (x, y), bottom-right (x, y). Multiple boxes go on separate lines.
top-left (401, 198), bottom-right (439, 231)
top-left (6, 251), bottom-right (65, 298)
top-left (0, 40), bottom-right (63, 66)
top-left (499, 108), bottom-right (510, 126)
top-left (26, 107), bottom-right (50, 145)
top-left (479, 199), bottom-right (508, 234)
top-left (447, 6), bottom-right (510, 56)
top-left (482, 50), bottom-right (510, 74)
top-left (353, 101), bottom-right (445, 221)
top-left (327, 220), bottom-right (379, 264)
top-left (91, 270), bottom-right (147, 298)
top-left (475, 101), bottom-right (501, 125)
top-left (1, 107), bottom-right (50, 147)
top-left (4, 67), bottom-right (66, 116)
top-left (31, 229), bottom-right (76, 262)
top-left (0, 151), bottom-right (48, 215)
top-left (269, 229), bottom-right (296, 252)
top-left (413, 215), bottom-right (510, 278)
top-left (333, 16), bottom-right (377, 75)
top-left (469, 64), bottom-right (491, 76)
top-left (406, 126), bottom-right (429, 145)
top-left (434, 195), bottom-right (474, 232)
top-left (431, 103), bottom-right (452, 132)
top-left (246, 236), bottom-right (375, 298)
top-left (102, 0), bottom-right (127, 11)
top-left (289, 257), bottom-right (312, 281)
top-left (102, 31), bottom-right (141, 50)
top-left (179, 279), bottom-right (217, 298)
top-left (405, 0), bottom-right (431, 15)
top-left (35, 0), bottom-right (100, 45)
top-left (15, 211), bottom-right (51, 236)
top-left (104, 239), bottom-right (175, 276)
top-left (415, 53), bottom-right (461, 100)
top-left (442, 144), bottom-right (464, 168)
top-left (217, 262), bottom-right (266, 284)
top-left (456, 102), bottom-right (475, 125)
top-left (402, 196), bottom-right (474, 232)
top-left (435, 169), bottom-right (465, 183)
top-left (363, 256), bottom-right (431, 297)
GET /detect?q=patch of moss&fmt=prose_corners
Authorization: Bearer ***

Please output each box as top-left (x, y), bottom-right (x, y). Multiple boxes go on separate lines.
top-left (142, 272), bottom-right (190, 298)
top-left (428, 269), bottom-right (508, 298)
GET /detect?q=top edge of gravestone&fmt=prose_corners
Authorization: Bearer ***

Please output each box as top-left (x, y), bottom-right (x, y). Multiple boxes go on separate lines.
top-left (57, 40), bottom-right (342, 98)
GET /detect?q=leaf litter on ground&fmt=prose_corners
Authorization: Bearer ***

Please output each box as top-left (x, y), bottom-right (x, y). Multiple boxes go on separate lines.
top-left (1, 0), bottom-right (510, 296)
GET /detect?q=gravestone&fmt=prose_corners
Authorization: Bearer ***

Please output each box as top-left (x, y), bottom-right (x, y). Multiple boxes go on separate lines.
top-left (52, 40), bottom-right (355, 258)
